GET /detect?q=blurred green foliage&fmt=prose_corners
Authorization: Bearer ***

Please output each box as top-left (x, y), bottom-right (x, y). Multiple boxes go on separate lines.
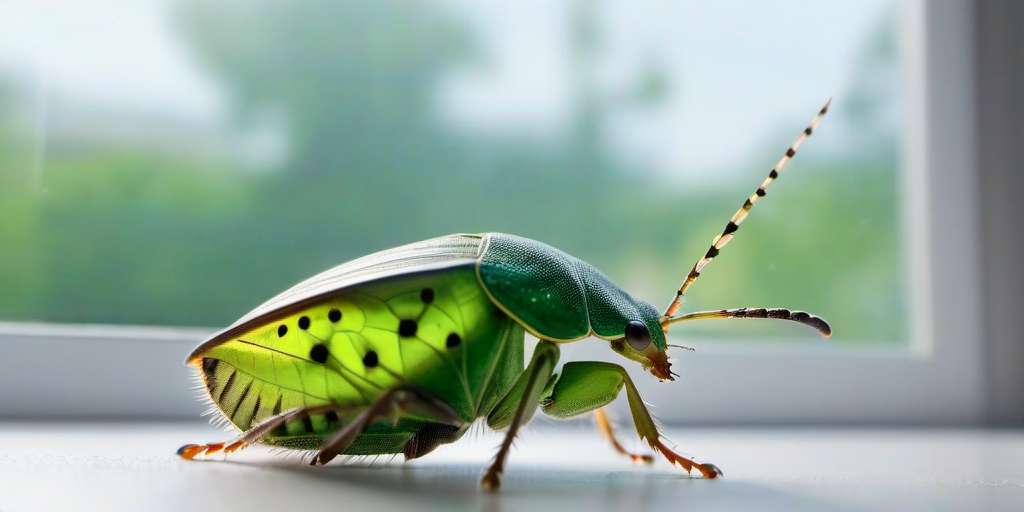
top-left (0, 0), bottom-right (905, 343)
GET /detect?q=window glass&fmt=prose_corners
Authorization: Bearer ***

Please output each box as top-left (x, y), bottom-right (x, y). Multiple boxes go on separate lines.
top-left (0, 0), bottom-right (904, 344)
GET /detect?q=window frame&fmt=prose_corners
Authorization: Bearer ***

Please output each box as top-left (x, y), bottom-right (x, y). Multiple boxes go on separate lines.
top-left (630, 0), bottom-right (983, 423)
top-left (0, 0), bottom-right (991, 424)
top-left (630, 0), bottom-right (984, 425)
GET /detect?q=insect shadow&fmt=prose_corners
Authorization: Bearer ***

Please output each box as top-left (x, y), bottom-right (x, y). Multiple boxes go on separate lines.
top-left (255, 459), bottom-right (853, 511)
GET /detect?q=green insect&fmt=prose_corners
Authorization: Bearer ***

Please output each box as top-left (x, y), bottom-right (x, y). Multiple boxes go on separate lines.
top-left (178, 100), bottom-right (833, 491)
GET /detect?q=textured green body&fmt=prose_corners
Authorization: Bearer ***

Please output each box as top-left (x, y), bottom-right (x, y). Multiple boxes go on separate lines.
top-left (190, 232), bottom-right (660, 455)
top-left (478, 233), bottom-right (666, 349)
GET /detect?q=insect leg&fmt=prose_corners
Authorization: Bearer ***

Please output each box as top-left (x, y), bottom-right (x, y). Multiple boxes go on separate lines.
top-left (402, 423), bottom-right (464, 460)
top-left (541, 361), bottom-right (721, 478)
top-left (594, 407), bottom-right (654, 464)
top-left (177, 403), bottom-right (348, 460)
top-left (311, 385), bottom-right (462, 466)
top-left (481, 341), bottom-right (560, 491)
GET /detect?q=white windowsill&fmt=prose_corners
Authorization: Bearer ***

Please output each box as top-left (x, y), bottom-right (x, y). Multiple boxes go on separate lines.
top-left (1, 421), bottom-right (1021, 511)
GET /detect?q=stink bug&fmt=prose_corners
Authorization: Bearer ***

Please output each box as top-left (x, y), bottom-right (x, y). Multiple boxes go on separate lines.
top-left (178, 100), bottom-right (833, 491)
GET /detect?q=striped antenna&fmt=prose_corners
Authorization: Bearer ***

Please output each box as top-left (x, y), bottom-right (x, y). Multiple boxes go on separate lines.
top-left (665, 307), bottom-right (831, 338)
top-left (663, 98), bottom-right (832, 320)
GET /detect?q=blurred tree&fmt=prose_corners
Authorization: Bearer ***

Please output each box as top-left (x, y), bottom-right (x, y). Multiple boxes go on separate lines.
top-left (0, 1), bottom-right (906, 342)
top-left (0, 78), bottom-right (43, 318)
top-left (844, 6), bottom-right (901, 160)
top-left (172, 0), bottom-right (650, 281)
top-left (177, 0), bottom-right (474, 177)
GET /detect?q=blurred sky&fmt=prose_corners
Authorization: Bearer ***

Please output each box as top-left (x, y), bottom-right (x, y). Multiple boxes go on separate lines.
top-left (0, 0), bottom-right (906, 342)
top-left (0, 0), bottom-right (895, 183)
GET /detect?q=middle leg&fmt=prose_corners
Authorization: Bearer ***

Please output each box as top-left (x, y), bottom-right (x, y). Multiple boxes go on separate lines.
top-left (481, 340), bottom-right (560, 491)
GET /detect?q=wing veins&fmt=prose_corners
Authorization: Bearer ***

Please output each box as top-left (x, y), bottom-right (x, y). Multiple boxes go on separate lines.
top-left (234, 338), bottom-right (370, 399)
top-left (412, 334), bottom-right (473, 407)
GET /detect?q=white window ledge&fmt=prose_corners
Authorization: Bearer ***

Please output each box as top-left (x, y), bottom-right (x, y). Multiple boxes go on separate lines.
top-left (0, 422), bottom-right (1021, 511)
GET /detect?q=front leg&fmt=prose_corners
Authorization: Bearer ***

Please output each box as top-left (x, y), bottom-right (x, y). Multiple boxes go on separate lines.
top-left (482, 340), bottom-right (560, 491)
top-left (542, 361), bottom-right (722, 479)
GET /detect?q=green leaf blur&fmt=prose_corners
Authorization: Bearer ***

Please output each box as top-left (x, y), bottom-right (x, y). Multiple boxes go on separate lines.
top-left (0, 0), bottom-right (905, 344)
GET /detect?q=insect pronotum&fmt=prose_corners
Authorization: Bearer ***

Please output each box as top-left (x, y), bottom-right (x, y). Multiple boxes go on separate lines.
top-left (177, 99), bottom-right (833, 491)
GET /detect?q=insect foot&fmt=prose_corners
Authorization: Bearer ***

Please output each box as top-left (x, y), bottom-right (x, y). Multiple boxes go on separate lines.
top-left (176, 443), bottom-right (205, 460)
top-left (480, 468), bottom-right (502, 492)
top-left (700, 463), bottom-right (724, 478)
top-left (632, 453), bottom-right (656, 464)
top-left (177, 439), bottom-right (250, 460)
top-left (652, 439), bottom-right (723, 479)
top-left (177, 442), bottom-right (221, 460)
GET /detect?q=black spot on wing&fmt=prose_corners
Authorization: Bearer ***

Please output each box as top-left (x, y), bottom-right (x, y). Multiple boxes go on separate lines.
top-left (363, 350), bottom-right (379, 368)
top-left (446, 333), bottom-right (461, 348)
top-left (309, 344), bottom-right (329, 364)
top-left (399, 319), bottom-right (418, 337)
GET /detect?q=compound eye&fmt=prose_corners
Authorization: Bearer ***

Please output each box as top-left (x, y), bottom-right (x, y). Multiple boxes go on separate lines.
top-left (624, 320), bottom-right (652, 351)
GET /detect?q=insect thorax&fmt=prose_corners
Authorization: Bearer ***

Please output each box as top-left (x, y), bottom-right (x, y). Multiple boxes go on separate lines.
top-left (479, 233), bottom-right (666, 349)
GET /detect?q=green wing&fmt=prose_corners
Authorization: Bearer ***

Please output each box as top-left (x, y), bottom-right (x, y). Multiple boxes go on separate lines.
top-left (188, 234), bottom-right (520, 435)
top-left (190, 233), bottom-right (484, 360)
top-left (197, 267), bottom-right (504, 434)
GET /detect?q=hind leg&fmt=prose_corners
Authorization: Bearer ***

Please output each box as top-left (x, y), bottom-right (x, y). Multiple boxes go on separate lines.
top-left (403, 423), bottom-right (465, 460)
top-left (177, 403), bottom-right (347, 460)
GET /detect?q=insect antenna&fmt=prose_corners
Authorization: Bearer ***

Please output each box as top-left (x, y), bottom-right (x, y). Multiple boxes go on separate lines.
top-left (662, 98), bottom-right (832, 323)
top-left (665, 307), bottom-right (832, 338)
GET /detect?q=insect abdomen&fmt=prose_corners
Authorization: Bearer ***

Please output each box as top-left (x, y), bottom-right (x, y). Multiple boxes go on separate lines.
top-left (192, 266), bottom-right (522, 443)
top-left (199, 357), bottom-right (341, 436)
